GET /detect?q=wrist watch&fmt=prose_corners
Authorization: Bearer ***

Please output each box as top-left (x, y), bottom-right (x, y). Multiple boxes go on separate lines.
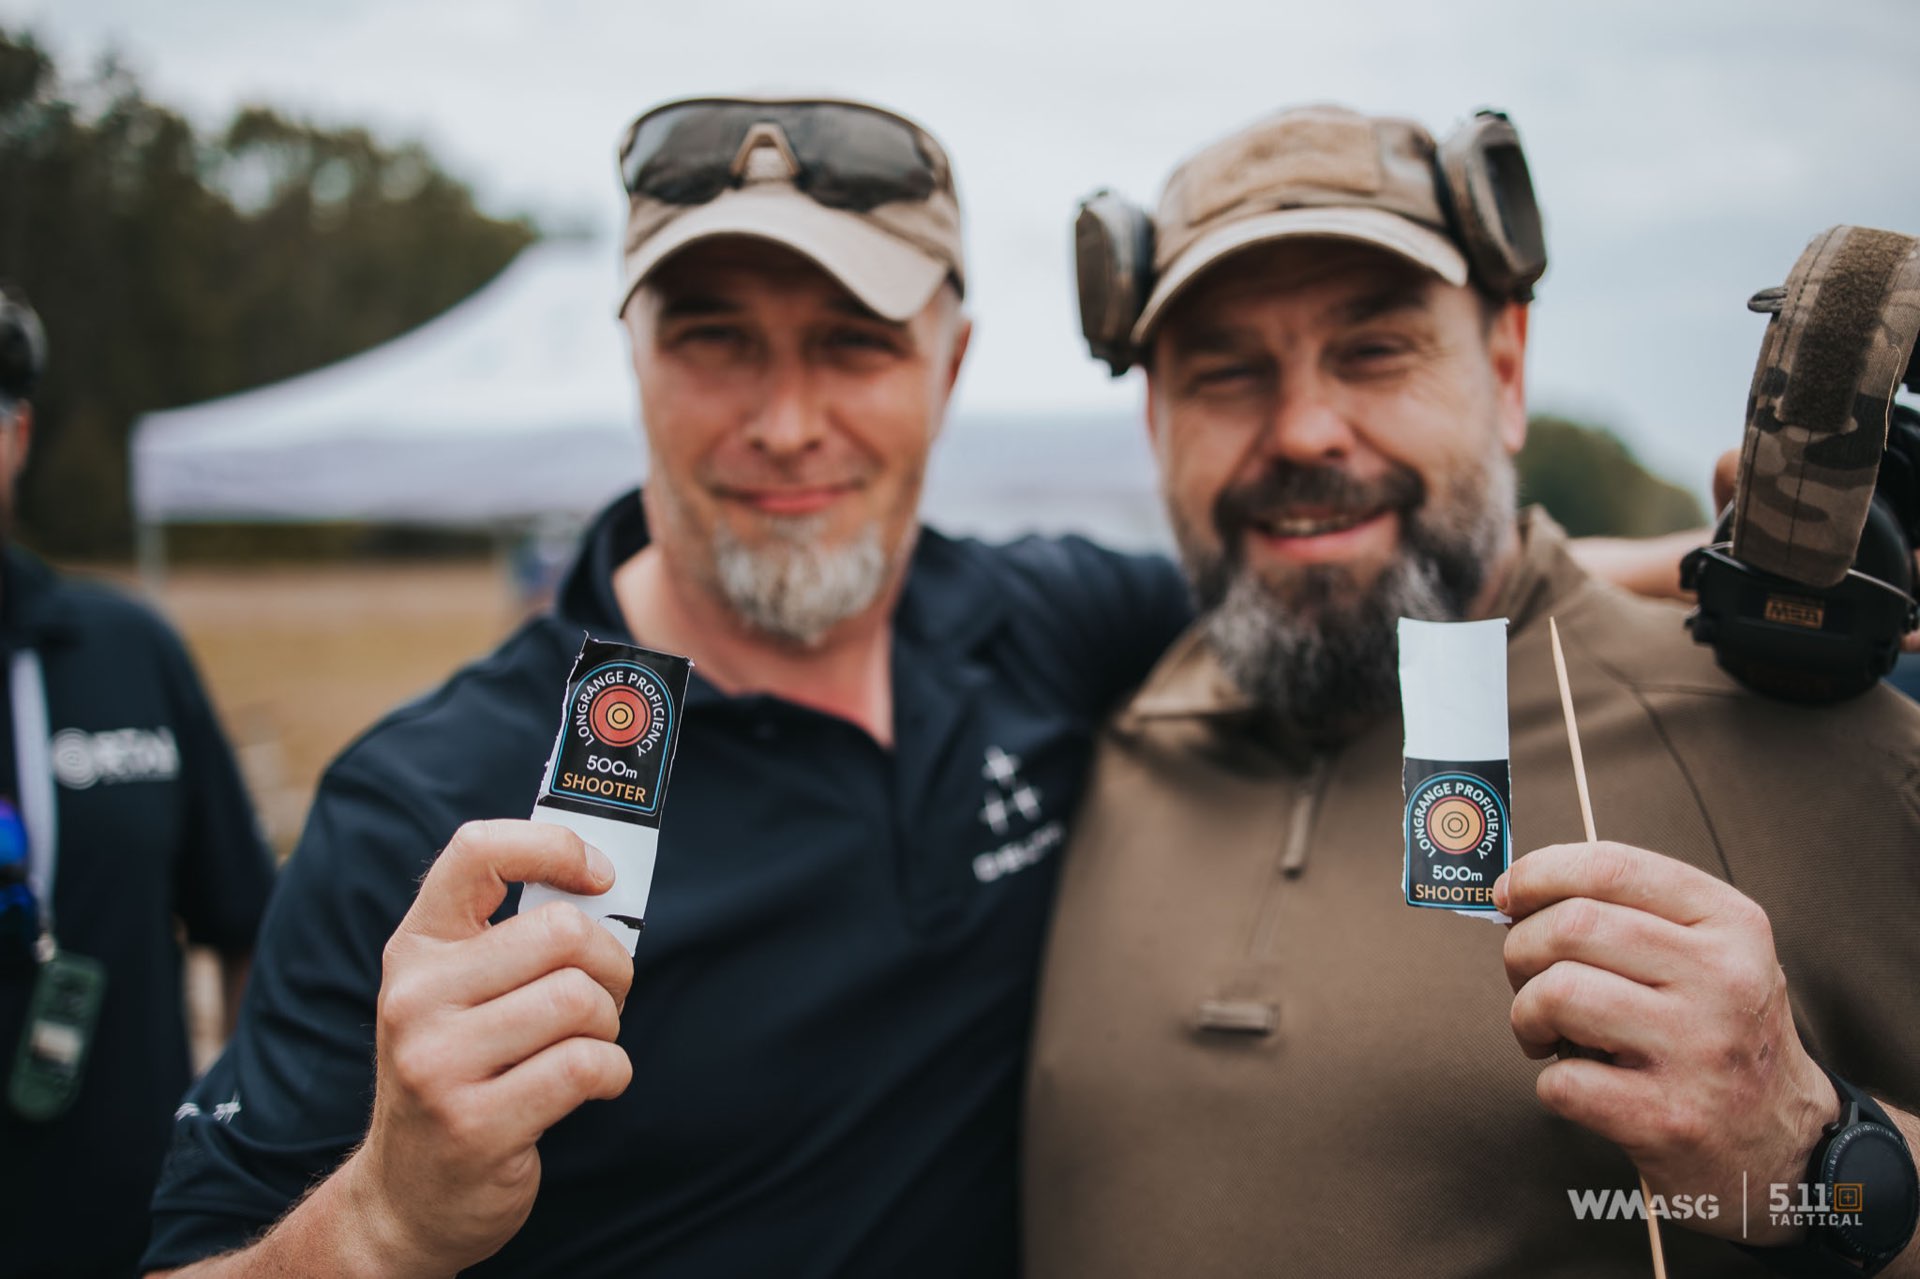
top-left (1740, 1067), bottom-right (1919, 1277)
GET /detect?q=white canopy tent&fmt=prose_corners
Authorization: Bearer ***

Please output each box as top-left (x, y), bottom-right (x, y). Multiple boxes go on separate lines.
top-left (130, 238), bottom-right (1166, 583)
top-left (132, 239), bottom-right (645, 530)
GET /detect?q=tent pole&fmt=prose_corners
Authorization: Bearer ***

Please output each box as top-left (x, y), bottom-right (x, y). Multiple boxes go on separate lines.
top-left (137, 520), bottom-right (167, 599)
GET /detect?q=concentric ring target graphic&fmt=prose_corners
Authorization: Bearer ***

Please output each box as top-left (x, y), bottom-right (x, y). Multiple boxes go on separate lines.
top-left (1424, 796), bottom-right (1486, 854)
top-left (588, 685), bottom-right (650, 748)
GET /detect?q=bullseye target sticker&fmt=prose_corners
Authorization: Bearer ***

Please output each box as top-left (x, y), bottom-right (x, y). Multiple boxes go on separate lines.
top-left (1403, 763), bottom-right (1510, 911)
top-left (1398, 617), bottom-right (1512, 919)
top-left (521, 636), bottom-right (693, 954)
top-left (541, 637), bottom-right (691, 826)
top-left (588, 684), bottom-right (650, 748)
top-left (1426, 796), bottom-right (1486, 854)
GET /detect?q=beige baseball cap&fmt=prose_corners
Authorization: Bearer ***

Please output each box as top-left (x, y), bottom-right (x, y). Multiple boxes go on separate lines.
top-left (615, 96), bottom-right (966, 322)
top-left (1133, 105), bottom-right (1470, 344)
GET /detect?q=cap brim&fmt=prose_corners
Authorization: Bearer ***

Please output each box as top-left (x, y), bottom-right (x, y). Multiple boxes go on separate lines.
top-left (618, 187), bottom-right (948, 322)
top-left (1131, 206), bottom-right (1470, 345)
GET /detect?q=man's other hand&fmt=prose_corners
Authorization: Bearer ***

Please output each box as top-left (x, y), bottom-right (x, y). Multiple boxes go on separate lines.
top-left (1495, 840), bottom-right (1836, 1245)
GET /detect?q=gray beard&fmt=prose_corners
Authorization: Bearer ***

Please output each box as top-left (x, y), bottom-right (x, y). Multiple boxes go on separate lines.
top-left (1182, 455), bottom-right (1514, 753)
top-left (711, 515), bottom-right (895, 648)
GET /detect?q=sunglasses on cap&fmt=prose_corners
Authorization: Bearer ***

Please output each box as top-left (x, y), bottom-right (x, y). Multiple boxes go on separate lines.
top-left (619, 98), bottom-right (951, 214)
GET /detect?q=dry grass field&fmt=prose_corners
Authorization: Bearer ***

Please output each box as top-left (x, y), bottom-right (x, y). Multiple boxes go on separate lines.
top-left (80, 557), bottom-right (528, 1067)
top-left (96, 558), bottom-right (527, 855)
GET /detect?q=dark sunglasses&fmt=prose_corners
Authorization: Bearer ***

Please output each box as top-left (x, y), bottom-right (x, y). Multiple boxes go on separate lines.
top-left (619, 99), bottom-right (947, 214)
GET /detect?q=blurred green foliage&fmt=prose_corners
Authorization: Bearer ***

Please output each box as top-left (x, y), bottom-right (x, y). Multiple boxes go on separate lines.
top-left (0, 29), bottom-right (534, 557)
top-left (1517, 414), bottom-right (1705, 537)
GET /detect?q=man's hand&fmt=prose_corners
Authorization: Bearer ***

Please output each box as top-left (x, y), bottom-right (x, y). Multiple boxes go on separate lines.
top-left (1494, 840), bottom-right (1836, 1244)
top-left (153, 819), bottom-right (636, 1279)
top-left (345, 819), bottom-right (636, 1274)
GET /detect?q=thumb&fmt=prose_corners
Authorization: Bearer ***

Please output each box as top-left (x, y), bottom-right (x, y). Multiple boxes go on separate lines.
top-left (401, 819), bottom-right (613, 941)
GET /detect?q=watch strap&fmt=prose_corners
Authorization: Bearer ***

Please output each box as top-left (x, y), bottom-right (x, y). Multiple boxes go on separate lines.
top-left (1734, 1067), bottom-right (1918, 1278)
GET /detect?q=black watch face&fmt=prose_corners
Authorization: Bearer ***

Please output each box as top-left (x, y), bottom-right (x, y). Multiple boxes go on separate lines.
top-left (1823, 1124), bottom-right (1920, 1263)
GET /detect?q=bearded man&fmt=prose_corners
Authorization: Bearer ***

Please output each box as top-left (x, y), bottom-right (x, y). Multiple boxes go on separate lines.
top-left (1025, 105), bottom-right (1920, 1278)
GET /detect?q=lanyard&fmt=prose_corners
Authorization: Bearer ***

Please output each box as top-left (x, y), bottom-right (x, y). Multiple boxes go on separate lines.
top-left (10, 647), bottom-right (56, 949)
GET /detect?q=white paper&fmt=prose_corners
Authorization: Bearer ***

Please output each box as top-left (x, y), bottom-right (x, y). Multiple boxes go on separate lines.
top-left (519, 808), bottom-right (658, 954)
top-left (1398, 618), bottom-right (1510, 761)
top-left (1399, 617), bottom-right (1512, 924)
top-left (512, 637), bottom-right (690, 958)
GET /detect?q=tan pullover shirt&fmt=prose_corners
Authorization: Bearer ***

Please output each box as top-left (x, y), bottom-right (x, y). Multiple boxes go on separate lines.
top-left (1026, 511), bottom-right (1920, 1277)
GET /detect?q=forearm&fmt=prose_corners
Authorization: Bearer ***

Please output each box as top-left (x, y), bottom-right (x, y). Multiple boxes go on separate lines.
top-left (151, 1149), bottom-right (443, 1279)
top-left (1565, 528), bottom-right (1707, 601)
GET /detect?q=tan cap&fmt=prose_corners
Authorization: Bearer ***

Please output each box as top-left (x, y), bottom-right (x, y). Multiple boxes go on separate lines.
top-left (616, 97), bottom-right (966, 322)
top-left (1133, 105), bottom-right (1469, 344)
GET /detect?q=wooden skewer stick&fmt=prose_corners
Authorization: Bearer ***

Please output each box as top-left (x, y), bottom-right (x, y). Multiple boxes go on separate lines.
top-left (1549, 617), bottom-right (1669, 1279)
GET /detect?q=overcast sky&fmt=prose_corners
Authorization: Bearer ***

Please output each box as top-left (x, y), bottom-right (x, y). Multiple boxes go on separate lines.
top-left (10, 0), bottom-right (1920, 497)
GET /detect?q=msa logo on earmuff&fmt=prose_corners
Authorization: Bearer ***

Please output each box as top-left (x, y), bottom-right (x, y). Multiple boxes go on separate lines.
top-left (1072, 107), bottom-right (1548, 377)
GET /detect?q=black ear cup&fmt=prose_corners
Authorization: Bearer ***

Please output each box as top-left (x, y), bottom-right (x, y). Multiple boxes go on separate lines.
top-left (1435, 110), bottom-right (1548, 303)
top-left (1073, 192), bottom-right (1155, 376)
top-left (1682, 407), bottom-right (1920, 706)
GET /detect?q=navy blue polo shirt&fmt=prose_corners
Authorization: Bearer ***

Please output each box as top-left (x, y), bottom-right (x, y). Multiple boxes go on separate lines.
top-left (0, 548), bottom-right (275, 1278)
top-left (147, 491), bottom-right (1189, 1277)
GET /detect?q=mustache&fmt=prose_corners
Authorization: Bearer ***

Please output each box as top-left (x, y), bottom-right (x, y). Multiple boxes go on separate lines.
top-left (1212, 463), bottom-right (1424, 539)
top-left (698, 449), bottom-right (881, 495)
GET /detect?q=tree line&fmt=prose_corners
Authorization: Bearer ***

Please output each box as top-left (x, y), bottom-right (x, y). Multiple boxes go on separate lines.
top-left (0, 29), bottom-right (533, 557)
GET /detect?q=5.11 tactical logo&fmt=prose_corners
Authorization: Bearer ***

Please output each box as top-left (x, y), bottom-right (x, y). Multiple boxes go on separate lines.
top-left (541, 639), bottom-right (687, 827)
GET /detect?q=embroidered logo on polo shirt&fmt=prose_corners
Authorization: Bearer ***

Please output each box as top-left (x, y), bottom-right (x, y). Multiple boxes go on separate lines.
top-left (174, 1092), bottom-right (242, 1123)
top-left (50, 727), bottom-right (180, 790)
top-left (977, 746), bottom-right (1040, 836)
top-left (973, 745), bottom-right (1064, 883)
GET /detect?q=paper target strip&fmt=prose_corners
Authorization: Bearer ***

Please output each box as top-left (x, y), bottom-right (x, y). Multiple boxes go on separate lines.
top-left (1398, 618), bottom-right (1512, 919)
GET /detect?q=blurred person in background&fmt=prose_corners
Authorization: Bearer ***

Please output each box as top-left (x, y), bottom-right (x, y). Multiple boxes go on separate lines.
top-left (0, 283), bottom-right (276, 1277)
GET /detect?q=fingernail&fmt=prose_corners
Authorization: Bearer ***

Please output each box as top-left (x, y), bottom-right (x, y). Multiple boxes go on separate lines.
top-left (586, 843), bottom-right (615, 886)
top-left (1492, 872), bottom-right (1510, 911)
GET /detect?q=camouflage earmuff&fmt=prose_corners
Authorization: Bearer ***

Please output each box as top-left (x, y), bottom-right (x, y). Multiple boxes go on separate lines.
top-left (1682, 224), bottom-right (1920, 702)
top-left (1730, 226), bottom-right (1920, 587)
top-left (0, 288), bottom-right (46, 405)
top-left (1072, 108), bottom-right (1548, 377)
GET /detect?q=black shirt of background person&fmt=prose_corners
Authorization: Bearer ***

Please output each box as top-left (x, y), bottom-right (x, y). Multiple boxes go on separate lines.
top-left (0, 547), bottom-right (276, 1278)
